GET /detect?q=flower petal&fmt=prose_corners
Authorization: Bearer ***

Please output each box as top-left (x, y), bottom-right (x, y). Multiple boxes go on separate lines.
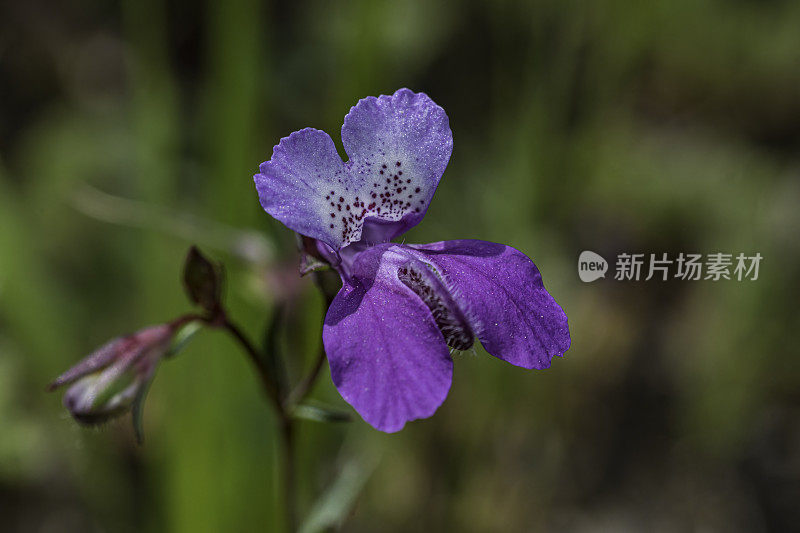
top-left (409, 240), bottom-right (570, 369)
top-left (47, 337), bottom-right (124, 390)
top-left (341, 88), bottom-right (453, 243)
top-left (254, 89), bottom-right (452, 251)
top-left (322, 244), bottom-right (453, 432)
top-left (254, 128), bottom-right (348, 247)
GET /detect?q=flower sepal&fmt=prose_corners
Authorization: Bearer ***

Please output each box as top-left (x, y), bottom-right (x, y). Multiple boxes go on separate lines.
top-left (297, 235), bottom-right (333, 276)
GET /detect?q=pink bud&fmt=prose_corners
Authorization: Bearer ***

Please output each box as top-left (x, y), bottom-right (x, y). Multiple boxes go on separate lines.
top-left (49, 324), bottom-right (175, 425)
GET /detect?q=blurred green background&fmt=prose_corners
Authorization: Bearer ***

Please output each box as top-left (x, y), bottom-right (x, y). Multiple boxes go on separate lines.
top-left (2, 1), bottom-right (799, 531)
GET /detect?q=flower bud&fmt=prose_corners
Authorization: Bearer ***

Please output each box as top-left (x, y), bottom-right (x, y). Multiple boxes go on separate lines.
top-left (48, 324), bottom-right (177, 427)
top-left (183, 246), bottom-right (222, 313)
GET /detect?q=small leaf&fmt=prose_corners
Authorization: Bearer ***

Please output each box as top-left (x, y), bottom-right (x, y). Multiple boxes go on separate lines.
top-left (299, 456), bottom-right (377, 533)
top-left (296, 234), bottom-right (332, 276)
top-left (131, 377), bottom-right (153, 445)
top-left (299, 253), bottom-right (330, 276)
top-left (292, 401), bottom-right (352, 424)
top-left (182, 246), bottom-right (222, 311)
top-left (165, 320), bottom-right (203, 358)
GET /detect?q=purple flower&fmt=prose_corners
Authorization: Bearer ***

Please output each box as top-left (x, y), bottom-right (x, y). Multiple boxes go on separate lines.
top-left (48, 323), bottom-right (177, 426)
top-left (255, 89), bottom-right (570, 432)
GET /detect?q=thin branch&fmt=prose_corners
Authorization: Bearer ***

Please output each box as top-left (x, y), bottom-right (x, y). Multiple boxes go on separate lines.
top-left (285, 269), bottom-right (334, 409)
top-left (208, 257), bottom-right (339, 533)
top-left (218, 314), bottom-right (296, 532)
top-left (285, 343), bottom-right (327, 408)
top-left (220, 317), bottom-right (283, 413)
top-left (280, 418), bottom-right (297, 532)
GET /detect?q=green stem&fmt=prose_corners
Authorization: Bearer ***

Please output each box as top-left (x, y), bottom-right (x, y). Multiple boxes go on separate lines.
top-left (285, 270), bottom-right (335, 409)
top-left (221, 316), bottom-right (282, 410)
top-left (285, 344), bottom-right (327, 408)
top-left (217, 266), bottom-right (338, 533)
top-left (217, 314), bottom-right (296, 532)
top-left (280, 417), bottom-right (297, 533)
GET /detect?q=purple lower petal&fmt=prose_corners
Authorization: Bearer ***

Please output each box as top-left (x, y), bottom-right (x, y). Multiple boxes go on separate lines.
top-left (409, 240), bottom-right (570, 369)
top-left (323, 244), bottom-right (453, 432)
